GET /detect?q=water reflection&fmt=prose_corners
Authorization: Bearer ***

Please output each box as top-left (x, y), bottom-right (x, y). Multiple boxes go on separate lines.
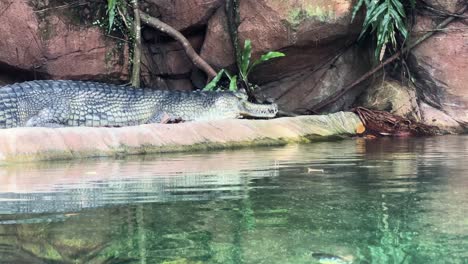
top-left (0, 136), bottom-right (467, 263)
top-left (0, 149), bottom-right (285, 214)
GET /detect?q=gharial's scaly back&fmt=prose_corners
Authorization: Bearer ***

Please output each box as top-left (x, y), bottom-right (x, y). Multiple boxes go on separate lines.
top-left (0, 80), bottom-right (277, 128)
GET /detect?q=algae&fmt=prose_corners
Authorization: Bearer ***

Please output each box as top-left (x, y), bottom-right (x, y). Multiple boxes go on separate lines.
top-left (287, 4), bottom-right (336, 29)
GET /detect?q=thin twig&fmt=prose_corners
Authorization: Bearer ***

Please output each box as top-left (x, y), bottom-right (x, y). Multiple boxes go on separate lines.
top-left (33, 1), bottom-right (88, 13)
top-left (413, 27), bottom-right (468, 32)
top-left (422, 3), bottom-right (468, 19)
top-left (102, 34), bottom-right (131, 43)
top-left (117, 6), bottom-right (131, 30)
top-left (0, 1), bottom-right (13, 17)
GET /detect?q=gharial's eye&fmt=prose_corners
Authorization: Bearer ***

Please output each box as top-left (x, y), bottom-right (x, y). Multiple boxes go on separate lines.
top-left (233, 90), bottom-right (248, 100)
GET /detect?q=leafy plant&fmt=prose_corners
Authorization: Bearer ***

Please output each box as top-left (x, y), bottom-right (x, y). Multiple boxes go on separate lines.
top-left (239, 39), bottom-right (285, 87)
top-left (106, 0), bottom-right (118, 32)
top-left (203, 69), bottom-right (238, 92)
top-left (224, 71), bottom-right (238, 92)
top-left (352, 0), bottom-right (415, 61)
top-left (103, 0), bottom-right (132, 34)
top-left (203, 39), bottom-right (285, 91)
top-left (203, 69), bottom-right (226, 91)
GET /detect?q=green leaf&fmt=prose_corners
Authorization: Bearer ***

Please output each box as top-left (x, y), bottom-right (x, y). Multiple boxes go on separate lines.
top-left (351, 0), bottom-right (365, 21)
top-left (240, 39), bottom-right (252, 78)
top-left (229, 75), bottom-right (238, 91)
top-left (355, 0), bottom-right (412, 61)
top-left (107, 0), bottom-right (117, 33)
top-left (390, 0), bottom-right (406, 18)
top-left (258, 51), bottom-right (286, 63)
top-left (359, 2), bottom-right (387, 40)
top-left (203, 69), bottom-right (225, 91)
top-left (248, 51), bottom-right (285, 75)
top-left (369, 4), bottom-right (387, 23)
top-left (224, 70), bottom-right (233, 80)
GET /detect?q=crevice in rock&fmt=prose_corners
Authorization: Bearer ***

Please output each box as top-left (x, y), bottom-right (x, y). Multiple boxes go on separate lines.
top-left (0, 62), bottom-right (47, 84)
top-left (141, 25), bottom-right (208, 89)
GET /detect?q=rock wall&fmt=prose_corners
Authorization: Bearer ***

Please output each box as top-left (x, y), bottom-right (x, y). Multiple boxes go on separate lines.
top-left (0, 0), bottom-right (368, 111)
top-left (1, 0), bottom-right (465, 132)
top-left (199, 0), bottom-right (371, 112)
top-left (409, 0), bottom-right (467, 131)
top-left (140, 0), bottom-right (372, 111)
top-left (0, 0), bottom-right (128, 83)
top-left (359, 1), bottom-right (467, 132)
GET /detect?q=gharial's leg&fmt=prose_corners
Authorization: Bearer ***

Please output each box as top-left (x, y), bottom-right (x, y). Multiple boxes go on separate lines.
top-left (147, 112), bottom-right (183, 124)
top-left (25, 109), bottom-right (67, 128)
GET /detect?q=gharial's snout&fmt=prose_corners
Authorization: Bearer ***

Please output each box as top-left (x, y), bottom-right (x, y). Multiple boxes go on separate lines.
top-left (239, 101), bottom-right (278, 118)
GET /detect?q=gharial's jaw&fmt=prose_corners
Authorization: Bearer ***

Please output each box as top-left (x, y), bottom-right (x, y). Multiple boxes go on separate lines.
top-left (238, 101), bottom-right (278, 118)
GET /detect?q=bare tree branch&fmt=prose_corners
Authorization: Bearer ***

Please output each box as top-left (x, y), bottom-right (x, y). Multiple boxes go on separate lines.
top-left (139, 11), bottom-right (217, 80)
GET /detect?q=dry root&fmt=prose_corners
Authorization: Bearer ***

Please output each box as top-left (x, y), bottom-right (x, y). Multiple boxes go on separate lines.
top-left (352, 107), bottom-right (441, 137)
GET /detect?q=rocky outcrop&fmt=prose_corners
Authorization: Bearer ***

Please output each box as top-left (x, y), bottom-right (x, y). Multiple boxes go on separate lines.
top-left (141, 0), bottom-right (370, 99)
top-left (138, 0), bottom-right (224, 90)
top-left (257, 45), bottom-right (371, 113)
top-left (142, 0), bottom-right (223, 32)
top-left (358, 1), bottom-right (467, 133)
top-left (0, 1), bottom-right (43, 72)
top-left (201, 1), bottom-right (361, 71)
top-left (1, 0), bottom-right (368, 112)
top-left (42, 15), bottom-right (129, 81)
top-left (359, 80), bottom-right (421, 121)
top-left (141, 33), bottom-right (205, 90)
top-left (408, 0), bottom-right (467, 131)
top-left (0, 0), bottom-right (128, 82)
top-left (199, 0), bottom-right (370, 112)
top-left (359, 78), bottom-right (465, 133)
top-left (419, 102), bottom-right (462, 132)
top-left (2, 0), bottom-right (465, 134)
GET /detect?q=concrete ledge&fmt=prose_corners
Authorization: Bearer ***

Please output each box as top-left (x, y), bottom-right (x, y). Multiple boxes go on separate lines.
top-left (0, 112), bottom-right (362, 163)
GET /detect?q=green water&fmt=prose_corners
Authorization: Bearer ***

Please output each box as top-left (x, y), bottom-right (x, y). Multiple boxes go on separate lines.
top-left (0, 136), bottom-right (467, 264)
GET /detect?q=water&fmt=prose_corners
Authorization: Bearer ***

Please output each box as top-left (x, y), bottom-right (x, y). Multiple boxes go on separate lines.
top-left (0, 136), bottom-right (467, 264)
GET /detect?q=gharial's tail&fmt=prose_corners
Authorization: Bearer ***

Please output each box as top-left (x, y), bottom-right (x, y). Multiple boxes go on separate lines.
top-left (0, 85), bottom-right (20, 128)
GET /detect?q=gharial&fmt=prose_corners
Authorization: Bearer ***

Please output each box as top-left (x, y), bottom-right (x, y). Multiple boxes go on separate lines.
top-left (0, 80), bottom-right (278, 128)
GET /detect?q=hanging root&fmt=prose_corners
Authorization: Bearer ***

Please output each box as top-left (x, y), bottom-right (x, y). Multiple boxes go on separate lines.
top-left (352, 107), bottom-right (441, 137)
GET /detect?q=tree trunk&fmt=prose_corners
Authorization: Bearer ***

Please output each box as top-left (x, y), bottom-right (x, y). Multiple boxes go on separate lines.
top-left (131, 0), bottom-right (141, 87)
